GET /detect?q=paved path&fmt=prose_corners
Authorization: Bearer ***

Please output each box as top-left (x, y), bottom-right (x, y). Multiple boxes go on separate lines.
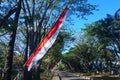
top-left (59, 71), bottom-right (90, 80)
top-left (52, 76), bottom-right (59, 80)
top-left (52, 72), bottom-right (60, 80)
top-left (52, 71), bottom-right (90, 80)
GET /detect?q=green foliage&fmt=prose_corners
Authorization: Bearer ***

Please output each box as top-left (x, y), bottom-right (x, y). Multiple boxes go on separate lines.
top-left (62, 9), bottom-right (120, 73)
top-left (42, 31), bottom-right (71, 71)
top-left (13, 53), bottom-right (24, 68)
top-left (58, 64), bottom-right (65, 70)
top-left (0, 42), bottom-right (7, 67)
top-left (62, 41), bottom-right (98, 72)
top-left (83, 12), bottom-right (120, 58)
top-left (0, 0), bottom-right (97, 79)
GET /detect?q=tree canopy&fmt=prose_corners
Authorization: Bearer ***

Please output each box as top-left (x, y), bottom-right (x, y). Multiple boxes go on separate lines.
top-left (0, 0), bottom-right (97, 80)
top-left (62, 8), bottom-right (120, 73)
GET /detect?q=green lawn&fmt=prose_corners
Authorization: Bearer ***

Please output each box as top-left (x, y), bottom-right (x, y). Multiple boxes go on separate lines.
top-left (76, 72), bottom-right (120, 80)
top-left (91, 76), bottom-right (120, 80)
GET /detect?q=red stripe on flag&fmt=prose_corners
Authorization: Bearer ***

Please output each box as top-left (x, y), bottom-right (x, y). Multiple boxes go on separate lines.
top-left (25, 7), bottom-right (68, 67)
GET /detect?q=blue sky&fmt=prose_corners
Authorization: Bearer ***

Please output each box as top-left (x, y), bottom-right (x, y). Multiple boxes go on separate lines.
top-left (71, 0), bottom-right (120, 33)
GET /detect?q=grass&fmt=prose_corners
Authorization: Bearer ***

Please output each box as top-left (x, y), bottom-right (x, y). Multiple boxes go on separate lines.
top-left (75, 72), bottom-right (120, 80)
top-left (91, 76), bottom-right (120, 80)
top-left (90, 74), bottom-right (120, 80)
top-left (0, 70), bottom-right (53, 80)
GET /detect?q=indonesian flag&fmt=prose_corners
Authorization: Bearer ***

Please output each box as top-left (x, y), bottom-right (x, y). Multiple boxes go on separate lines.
top-left (25, 7), bottom-right (68, 71)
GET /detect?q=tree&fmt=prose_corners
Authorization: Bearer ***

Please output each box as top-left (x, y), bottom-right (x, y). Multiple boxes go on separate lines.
top-left (62, 8), bottom-right (120, 73)
top-left (62, 40), bottom-right (98, 72)
top-left (84, 9), bottom-right (120, 57)
top-left (21, 0), bottom-right (97, 80)
top-left (83, 8), bottom-right (120, 71)
top-left (41, 31), bottom-right (69, 79)
top-left (2, 0), bottom-right (22, 80)
top-left (0, 0), bottom-right (97, 80)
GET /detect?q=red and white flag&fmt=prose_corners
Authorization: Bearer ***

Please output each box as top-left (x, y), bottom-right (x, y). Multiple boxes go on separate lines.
top-left (25, 7), bottom-right (68, 71)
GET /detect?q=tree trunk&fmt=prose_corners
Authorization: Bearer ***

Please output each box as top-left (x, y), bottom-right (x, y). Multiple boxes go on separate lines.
top-left (34, 62), bottom-right (41, 80)
top-left (2, 29), bottom-right (17, 80)
top-left (23, 67), bottom-right (32, 80)
top-left (23, 27), bottom-right (33, 80)
top-left (23, 2), bottom-right (50, 80)
top-left (2, 0), bottom-right (22, 80)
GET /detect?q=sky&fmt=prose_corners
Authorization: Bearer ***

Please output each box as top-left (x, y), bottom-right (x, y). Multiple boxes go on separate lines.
top-left (63, 0), bottom-right (120, 52)
top-left (71, 0), bottom-right (120, 34)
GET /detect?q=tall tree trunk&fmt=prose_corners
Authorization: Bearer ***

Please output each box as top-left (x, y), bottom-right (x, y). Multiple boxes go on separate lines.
top-left (2, 0), bottom-right (22, 80)
top-left (23, 67), bottom-right (32, 80)
top-left (23, 26), bottom-right (33, 80)
top-left (34, 60), bottom-right (42, 80)
top-left (3, 28), bottom-right (17, 80)
top-left (23, 2), bottom-right (51, 80)
top-left (24, 27), bottom-right (29, 64)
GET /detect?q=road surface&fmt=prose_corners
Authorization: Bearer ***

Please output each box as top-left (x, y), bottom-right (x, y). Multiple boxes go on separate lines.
top-left (52, 71), bottom-right (90, 80)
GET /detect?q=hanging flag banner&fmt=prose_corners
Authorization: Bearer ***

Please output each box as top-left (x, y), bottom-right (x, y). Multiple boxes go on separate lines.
top-left (25, 7), bottom-right (68, 71)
